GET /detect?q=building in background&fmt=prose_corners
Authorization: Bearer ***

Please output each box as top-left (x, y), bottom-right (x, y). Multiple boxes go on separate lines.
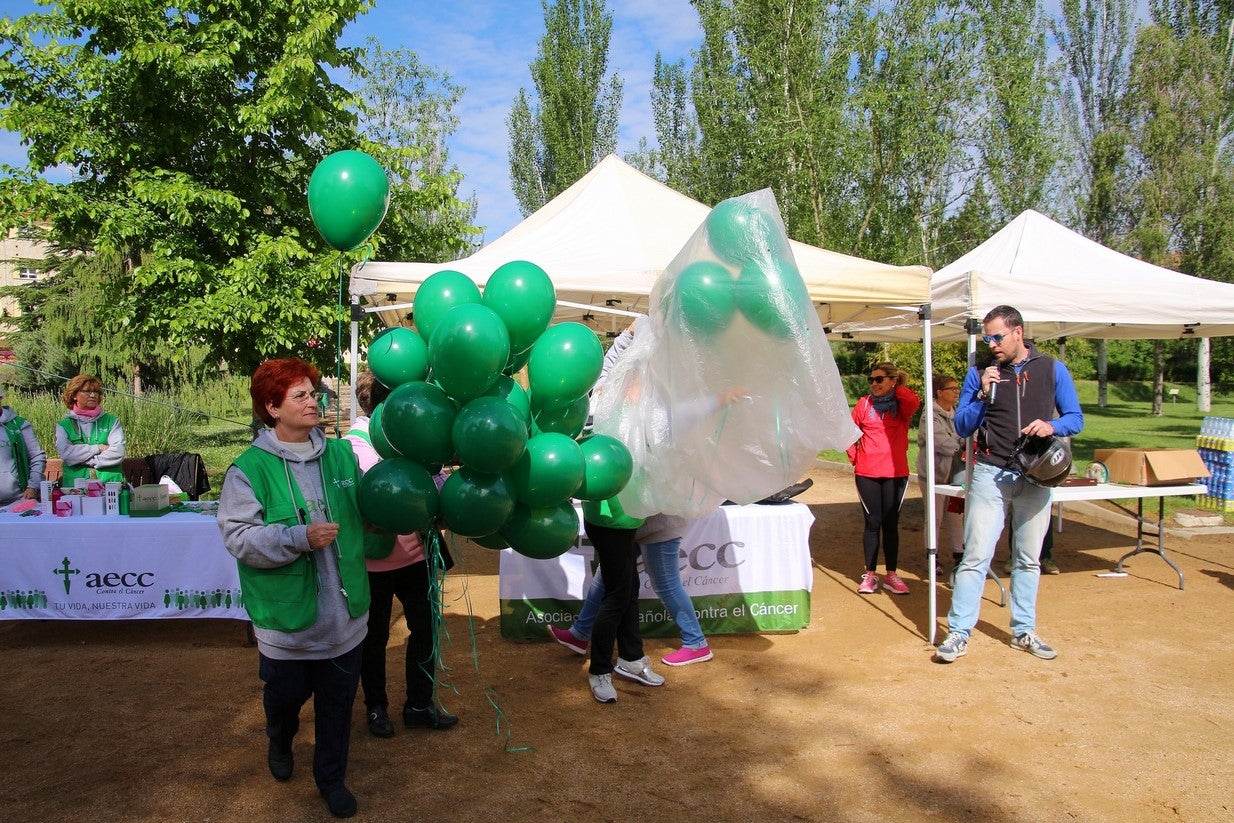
top-left (0, 224), bottom-right (49, 363)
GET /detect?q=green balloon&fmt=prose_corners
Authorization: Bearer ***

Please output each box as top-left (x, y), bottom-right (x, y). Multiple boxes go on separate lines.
top-left (531, 394), bottom-right (589, 438)
top-left (381, 381), bottom-right (457, 465)
top-left (705, 199), bottom-right (790, 265)
top-left (482, 260), bottom-right (557, 354)
top-left (508, 432), bottom-right (585, 507)
top-left (368, 327), bottom-right (429, 388)
top-left (413, 269), bottom-right (482, 343)
top-left (675, 260), bottom-right (737, 336)
top-left (503, 346), bottom-right (532, 376)
top-left (428, 303), bottom-right (511, 403)
top-left (481, 375), bottom-right (531, 426)
top-left (452, 396), bottom-right (529, 474)
top-left (526, 323), bottom-right (603, 409)
top-left (501, 501), bottom-right (580, 560)
top-left (472, 531), bottom-right (511, 550)
top-left (369, 401), bottom-right (401, 459)
top-left (438, 468), bottom-right (516, 537)
top-left (358, 457), bottom-right (439, 534)
top-left (576, 434), bottom-right (634, 501)
top-left (307, 150), bottom-right (391, 251)
top-left (735, 257), bottom-right (811, 339)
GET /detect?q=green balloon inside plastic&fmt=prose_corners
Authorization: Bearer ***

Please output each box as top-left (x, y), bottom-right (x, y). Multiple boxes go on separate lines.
top-left (413, 270), bottom-right (482, 344)
top-left (576, 434), bottom-right (634, 501)
top-left (452, 396), bottom-right (529, 474)
top-left (531, 394), bottom-right (589, 438)
top-left (381, 381), bottom-right (457, 465)
top-left (705, 199), bottom-right (790, 265)
top-left (369, 401), bottom-right (401, 459)
top-left (501, 501), bottom-right (580, 560)
top-left (471, 531), bottom-right (511, 551)
top-left (735, 257), bottom-right (811, 339)
top-left (428, 303), bottom-right (510, 403)
top-left (438, 468), bottom-right (516, 538)
top-left (526, 323), bottom-right (603, 409)
top-left (481, 375), bottom-right (531, 426)
top-left (481, 260), bottom-right (557, 354)
top-left (307, 150), bottom-right (391, 251)
top-left (508, 432), bottom-right (585, 507)
top-left (358, 457), bottom-right (439, 534)
top-left (675, 260), bottom-right (737, 336)
top-left (368, 327), bottom-right (429, 388)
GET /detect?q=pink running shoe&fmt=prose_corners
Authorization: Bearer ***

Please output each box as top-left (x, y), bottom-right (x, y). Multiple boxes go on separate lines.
top-left (882, 572), bottom-right (910, 595)
top-left (548, 625), bottom-right (587, 655)
top-left (857, 572), bottom-right (879, 594)
top-left (662, 646), bottom-right (714, 666)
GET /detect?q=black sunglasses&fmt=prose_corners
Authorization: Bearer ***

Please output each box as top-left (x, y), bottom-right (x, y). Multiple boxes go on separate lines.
top-left (868, 375), bottom-right (889, 384)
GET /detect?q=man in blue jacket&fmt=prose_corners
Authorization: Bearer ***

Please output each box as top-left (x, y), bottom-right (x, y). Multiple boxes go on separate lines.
top-left (936, 305), bottom-right (1084, 664)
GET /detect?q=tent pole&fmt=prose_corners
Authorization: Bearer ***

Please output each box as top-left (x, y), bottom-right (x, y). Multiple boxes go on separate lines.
top-left (349, 294), bottom-right (360, 423)
top-left (921, 305), bottom-right (937, 645)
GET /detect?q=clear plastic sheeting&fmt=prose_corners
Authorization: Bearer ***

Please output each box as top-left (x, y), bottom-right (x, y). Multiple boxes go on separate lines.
top-left (591, 189), bottom-right (860, 519)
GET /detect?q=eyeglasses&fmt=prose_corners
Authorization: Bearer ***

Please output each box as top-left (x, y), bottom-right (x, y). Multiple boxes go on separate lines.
top-left (982, 333), bottom-right (1008, 344)
top-left (868, 376), bottom-right (889, 384)
top-left (78, 389), bottom-right (102, 396)
top-left (287, 390), bottom-right (324, 404)
top-left (942, 386), bottom-right (960, 392)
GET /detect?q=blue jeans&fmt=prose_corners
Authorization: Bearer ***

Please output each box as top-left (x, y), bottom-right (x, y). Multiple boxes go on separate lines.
top-left (570, 538), bottom-right (708, 650)
top-left (947, 461), bottom-right (1050, 639)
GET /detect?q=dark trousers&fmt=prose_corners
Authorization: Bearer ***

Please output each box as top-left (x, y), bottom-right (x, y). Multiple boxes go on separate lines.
top-left (361, 561), bottom-right (435, 712)
top-left (259, 641), bottom-right (363, 792)
top-left (585, 521), bottom-right (643, 676)
top-left (856, 475), bottom-right (909, 572)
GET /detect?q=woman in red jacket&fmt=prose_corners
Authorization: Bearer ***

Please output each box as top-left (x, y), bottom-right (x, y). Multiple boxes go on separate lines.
top-left (846, 362), bottom-right (921, 595)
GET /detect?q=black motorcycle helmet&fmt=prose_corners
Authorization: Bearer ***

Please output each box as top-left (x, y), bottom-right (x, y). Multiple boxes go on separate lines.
top-left (1010, 434), bottom-right (1072, 487)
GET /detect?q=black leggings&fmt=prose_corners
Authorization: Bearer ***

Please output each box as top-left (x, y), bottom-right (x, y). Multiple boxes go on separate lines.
top-left (855, 475), bottom-right (909, 572)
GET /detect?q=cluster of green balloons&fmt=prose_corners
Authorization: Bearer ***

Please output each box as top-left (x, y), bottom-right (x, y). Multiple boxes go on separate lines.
top-left (307, 150), bottom-right (391, 252)
top-left (358, 261), bottom-right (634, 560)
top-left (669, 199), bottom-right (809, 340)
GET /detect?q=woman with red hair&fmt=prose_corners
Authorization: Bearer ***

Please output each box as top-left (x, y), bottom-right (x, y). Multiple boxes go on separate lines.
top-left (54, 374), bottom-right (125, 485)
top-left (217, 358), bottom-right (392, 819)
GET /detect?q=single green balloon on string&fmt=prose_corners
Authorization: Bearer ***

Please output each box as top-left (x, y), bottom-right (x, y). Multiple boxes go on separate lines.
top-left (501, 500), bottom-right (580, 560)
top-left (307, 150), bottom-right (391, 251)
top-left (428, 303), bottom-right (510, 403)
top-left (735, 256), bottom-right (811, 339)
top-left (358, 457), bottom-right (439, 534)
top-left (482, 375), bottom-right (531, 426)
top-left (675, 260), bottom-right (737, 336)
top-left (453, 396), bottom-right (529, 474)
top-left (508, 432), bottom-right (585, 507)
top-left (369, 401), bottom-right (400, 459)
top-left (368, 327), bottom-right (429, 388)
top-left (576, 434), bottom-right (634, 501)
top-left (413, 269), bottom-right (482, 343)
top-left (438, 468), bottom-right (517, 537)
top-left (482, 260), bottom-right (557, 354)
top-left (531, 394), bottom-right (589, 438)
top-left (381, 381), bottom-right (457, 465)
top-left (526, 322), bottom-right (603, 409)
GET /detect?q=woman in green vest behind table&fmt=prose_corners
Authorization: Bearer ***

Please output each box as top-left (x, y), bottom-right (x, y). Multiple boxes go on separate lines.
top-left (216, 357), bottom-right (394, 820)
top-left (54, 374), bottom-right (125, 486)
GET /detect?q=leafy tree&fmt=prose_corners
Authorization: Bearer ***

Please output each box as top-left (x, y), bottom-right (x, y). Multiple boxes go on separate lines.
top-left (507, 0), bottom-right (623, 216)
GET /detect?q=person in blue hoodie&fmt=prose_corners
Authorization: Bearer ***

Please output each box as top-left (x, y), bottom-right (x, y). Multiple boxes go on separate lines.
top-left (935, 306), bottom-right (1083, 665)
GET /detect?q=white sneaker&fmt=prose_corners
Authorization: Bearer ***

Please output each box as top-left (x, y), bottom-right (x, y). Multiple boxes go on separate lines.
top-left (588, 673), bottom-right (617, 703)
top-left (614, 655), bottom-right (665, 686)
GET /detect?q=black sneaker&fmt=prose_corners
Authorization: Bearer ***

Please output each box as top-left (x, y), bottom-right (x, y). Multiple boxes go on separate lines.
top-left (366, 706), bottom-right (394, 738)
top-left (266, 739), bottom-right (293, 781)
top-left (403, 704), bottom-right (459, 730)
top-left (320, 784), bottom-right (357, 818)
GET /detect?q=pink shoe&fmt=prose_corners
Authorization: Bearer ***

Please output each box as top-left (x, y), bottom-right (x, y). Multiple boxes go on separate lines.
top-left (662, 646), bottom-right (714, 666)
top-left (857, 572), bottom-right (879, 594)
top-left (882, 572), bottom-right (910, 595)
top-left (548, 625), bottom-right (587, 655)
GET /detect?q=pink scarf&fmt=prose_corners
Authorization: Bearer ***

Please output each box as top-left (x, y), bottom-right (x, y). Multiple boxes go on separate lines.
top-left (72, 404), bottom-right (104, 420)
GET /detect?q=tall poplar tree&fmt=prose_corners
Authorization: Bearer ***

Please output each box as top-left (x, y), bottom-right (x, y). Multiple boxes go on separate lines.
top-left (507, 0), bottom-right (623, 216)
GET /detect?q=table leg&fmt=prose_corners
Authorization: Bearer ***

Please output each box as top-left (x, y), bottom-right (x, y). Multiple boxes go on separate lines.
top-left (1114, 496), bottom-right (1185, 590)
top-left (988, 566), bottom-right (1007, 607)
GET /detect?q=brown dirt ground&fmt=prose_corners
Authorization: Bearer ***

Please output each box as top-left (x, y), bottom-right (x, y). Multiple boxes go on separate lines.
top-left (2, 462), bottom-right (1233, 823)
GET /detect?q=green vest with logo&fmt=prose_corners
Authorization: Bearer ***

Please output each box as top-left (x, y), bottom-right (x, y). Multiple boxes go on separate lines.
top-left (56, 413), bottom-right (124, 485)
top-left (231, 440), bottom-right (392, 633)
top-left (3, 415), bottom-right (32, 491)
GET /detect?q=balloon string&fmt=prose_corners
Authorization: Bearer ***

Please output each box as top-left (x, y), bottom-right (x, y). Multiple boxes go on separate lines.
top-left (333, 254), bottom-right (346, 435)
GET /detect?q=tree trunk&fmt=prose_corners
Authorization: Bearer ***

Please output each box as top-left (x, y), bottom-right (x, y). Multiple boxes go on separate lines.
top-left (132, 363), bottom-right (142, 397)
top-left (1097, 339), bottom-right (1108, 408)
top-left (1152, 341), bottom-right (1163, 417)
top-left (1198, 337), bottom-right (1212, 413)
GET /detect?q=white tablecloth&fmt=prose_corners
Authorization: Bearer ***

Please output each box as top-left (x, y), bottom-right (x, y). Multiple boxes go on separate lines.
top-left (0, 512), bottom-right (245, 620)
top-left (498, 503), bottom-right (815, 638)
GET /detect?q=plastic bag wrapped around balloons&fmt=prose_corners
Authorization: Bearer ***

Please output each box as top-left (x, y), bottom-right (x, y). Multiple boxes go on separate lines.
top-left (591, 189), bottom-right (859, 519)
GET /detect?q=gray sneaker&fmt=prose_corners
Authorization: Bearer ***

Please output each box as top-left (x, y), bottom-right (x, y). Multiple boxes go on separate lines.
top-left (614, 655), bottom-right (665, 686)
top-left (935, 631), bottom-right (968, 663)
top-left (588, 673), bottom-right (617, 703)
top-left (1010, 631), bottom-right (1057, 660)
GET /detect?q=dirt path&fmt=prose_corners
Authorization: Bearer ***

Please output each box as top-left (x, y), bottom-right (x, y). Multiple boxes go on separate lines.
top-left (2, 463), bottom-right (1232, 822)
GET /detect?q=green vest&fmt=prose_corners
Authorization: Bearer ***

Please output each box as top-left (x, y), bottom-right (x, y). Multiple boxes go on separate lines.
top-left (230, 440), bottom-right (392, 633)
top-left (581, 494), bottom-right (645, 529)
top-left (3, 416), bottom-right (31, 491)
top-left (57, 413), bottom-right (124, 485)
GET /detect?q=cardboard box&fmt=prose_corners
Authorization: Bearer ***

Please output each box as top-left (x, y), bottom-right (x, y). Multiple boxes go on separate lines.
top-left (131, 483), bottom-right (170, 512)
top-left (1091, 448), bottom-right (1210, 487)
